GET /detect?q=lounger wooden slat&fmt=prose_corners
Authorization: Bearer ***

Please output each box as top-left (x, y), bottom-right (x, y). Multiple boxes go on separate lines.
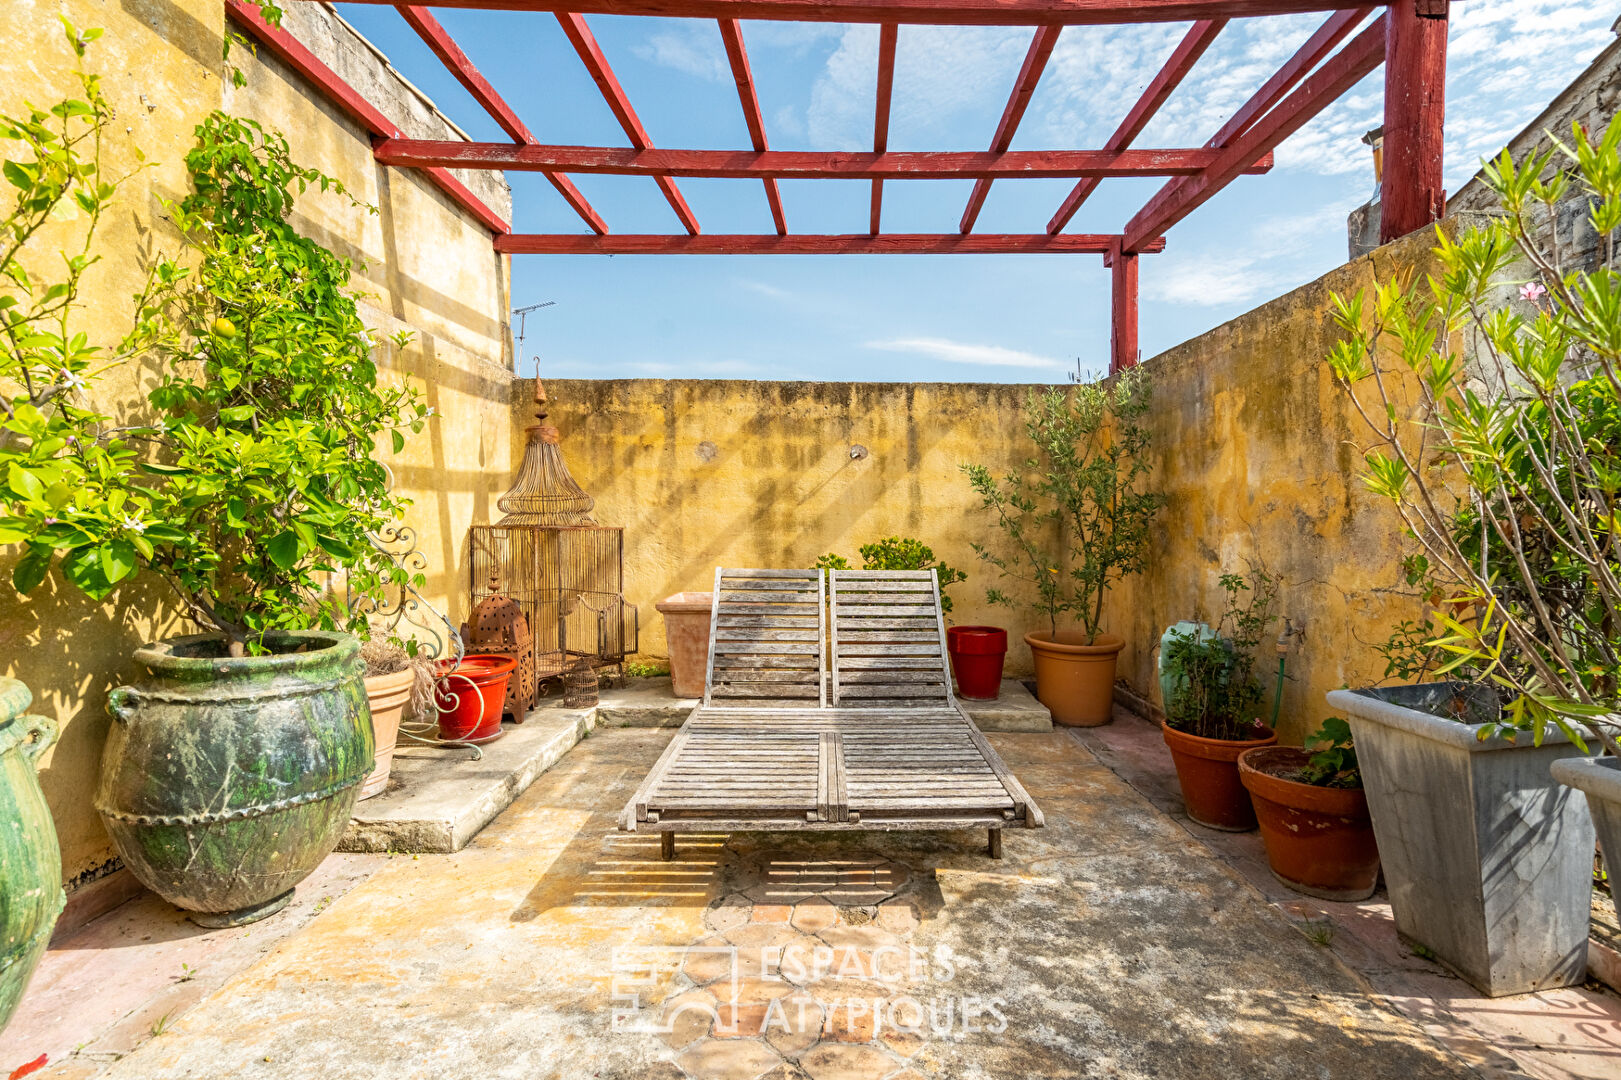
top-left (621, 567), bottom-right (1041, 859)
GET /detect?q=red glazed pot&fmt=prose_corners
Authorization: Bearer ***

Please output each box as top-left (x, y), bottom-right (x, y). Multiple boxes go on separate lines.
top-left (1239, 746), bottom-right (1380, 901)
top-left (947, 626), bottom-right (1007, 700)
top-left (435, 654), bottom-right (517, 743)
top-left (1162, 720), bottom-right (1277, 831)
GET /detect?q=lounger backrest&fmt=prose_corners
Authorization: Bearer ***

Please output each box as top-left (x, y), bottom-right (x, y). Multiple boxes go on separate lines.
top-left (828, 569), bottom-right (954, 708)
top-left (702, 568), bottom-right (827, 708)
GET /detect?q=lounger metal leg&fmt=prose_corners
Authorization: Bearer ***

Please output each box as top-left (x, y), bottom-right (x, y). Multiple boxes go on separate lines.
top-left (988, 829), bottom-right (1002, 859)
top-left (661, 832), bottom-right (675, 861)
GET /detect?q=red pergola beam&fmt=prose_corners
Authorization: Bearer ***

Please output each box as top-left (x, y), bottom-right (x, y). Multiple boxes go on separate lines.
top-left (1123, 12), bottom-right (1385, 250)
top-left (320, 0), bottom-right (1373, 29)
top-left (1380, 0), bottom-right (1446, 242)
top-left (1047, 18), bottom-right (1223, 234)
top-left (960, 25), bottom-right (1062, 234)
top-left (225, 0), bottom-right (510, 234)
top-left (374, 140), bottom-right (1274, 178)
top-left (495, 233), bottom-right (1168, 254)
top-left (1106, 240), bottom-right (1138, 372)
top-left (555, 12), bottom-right (701, 234)
top-left (870, 22), bottom-right (899, 235)
top-left (718, 20), bottom-right (787, 235)
top-left (395, 5), bottom-right (607, 234)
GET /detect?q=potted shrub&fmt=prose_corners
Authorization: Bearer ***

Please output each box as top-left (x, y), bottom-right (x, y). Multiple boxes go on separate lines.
top-left (0, 680), bottom-right (61, 1035)
top-left (1239, 718), bottom-right (1380, 901)
top-left (1322, 123), bottom-right (1621, 995)
top-left (1158, 567), bottom-right (1280, 829)
top-left (4, 111), bottom-right (430, 926)
top-left (962, 370), bottom-right (1162, 725)
top-left (817, 538), bottom-right (994, 695)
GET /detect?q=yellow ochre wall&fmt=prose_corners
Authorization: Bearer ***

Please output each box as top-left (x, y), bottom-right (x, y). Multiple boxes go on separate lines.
top-left (525, 229), bottom-right (1437, 746)
top-left (1, 0), bottom-right (514, 888)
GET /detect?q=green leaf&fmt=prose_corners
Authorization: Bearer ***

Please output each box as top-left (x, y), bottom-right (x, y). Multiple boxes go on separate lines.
top-left (99, 539), bottom-right (137, 584)
top-left (12, 546), bottom-right (50, 593)
top-left (391, 429), bottom-right (405, 454)
top-left (266, 530), bottom-right (300, 570)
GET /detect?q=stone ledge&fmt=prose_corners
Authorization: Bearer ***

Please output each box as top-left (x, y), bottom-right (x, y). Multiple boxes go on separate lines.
top-left (338, 707), bottom-right (595, 854)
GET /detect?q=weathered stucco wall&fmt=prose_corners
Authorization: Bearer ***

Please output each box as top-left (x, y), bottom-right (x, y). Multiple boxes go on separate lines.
top-left (512, 379), bottom-right (1059, 676)
top-left (525, 230), bottom-right (1438, 746)
top-left (1100, 228), bottom-right (1435, 745)
top-left (0, 1), bottom-right (512, 888)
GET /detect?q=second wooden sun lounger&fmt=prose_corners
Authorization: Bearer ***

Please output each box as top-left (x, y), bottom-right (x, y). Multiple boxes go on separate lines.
top-left (620, 568), bottom-right (1042, 859)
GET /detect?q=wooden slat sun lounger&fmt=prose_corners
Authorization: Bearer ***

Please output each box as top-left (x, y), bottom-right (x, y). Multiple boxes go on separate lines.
top-left (620, 568), bottom-right (1042, 860)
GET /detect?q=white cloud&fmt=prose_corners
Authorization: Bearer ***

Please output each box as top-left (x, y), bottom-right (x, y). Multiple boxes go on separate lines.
top-left (631, 25), bottom-right (729, 82)
top-left (735, 279), bottom-right (792, 299)
top-left (866, 336), bottom-right (1063, 368)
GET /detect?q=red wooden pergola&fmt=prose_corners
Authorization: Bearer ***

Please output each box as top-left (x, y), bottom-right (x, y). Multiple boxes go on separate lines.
top-left (226, 0), bottom-right (1447, 372)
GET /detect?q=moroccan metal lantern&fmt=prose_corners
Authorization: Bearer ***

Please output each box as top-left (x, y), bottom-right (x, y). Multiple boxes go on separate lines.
top-left (460, 576), bottom-right (536, 724)
top-left (469, 381), bottom-right (636, 691)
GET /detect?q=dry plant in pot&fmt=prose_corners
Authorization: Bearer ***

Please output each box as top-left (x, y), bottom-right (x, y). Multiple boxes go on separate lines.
top-left (1239, 718), bottom-right (1380, 901)
top-left (357, 639), bottom-right (437, 800)
top-left (962, 368), bottom-right (1163, 725)
top-left (1158, 566), bottom-right (1281, 830)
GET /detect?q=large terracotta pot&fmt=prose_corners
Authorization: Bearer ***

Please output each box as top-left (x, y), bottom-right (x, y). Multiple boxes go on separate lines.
top-left (1162, 720), bottom-right (1276, 830)
top-left (360, 667), bottom-right (415, 800)
top-left (97, 631), bottom-right (372, 928)
top-left (0, 679), bottom-right (62, 1035)
top-left (1024, 631), bottom-right (1123, 726)
top-left (1238, 746), bottom-right (1380, 900)
top-left (656, 592), bottom-right (714, 699)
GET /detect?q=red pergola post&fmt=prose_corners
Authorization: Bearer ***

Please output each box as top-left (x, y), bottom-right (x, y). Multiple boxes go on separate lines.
top-left (1107, 241), bottom-right (1138, 373)
top-left (1379, 0), bottom-right (1447, 243)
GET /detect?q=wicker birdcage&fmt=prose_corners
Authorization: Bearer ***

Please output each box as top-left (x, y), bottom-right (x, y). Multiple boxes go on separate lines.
top-left (469, 381), bottom-right (637, 688)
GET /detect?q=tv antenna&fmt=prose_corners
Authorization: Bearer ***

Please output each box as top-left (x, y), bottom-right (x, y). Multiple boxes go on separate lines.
top-left (512, 300), bottom-right (557, 374)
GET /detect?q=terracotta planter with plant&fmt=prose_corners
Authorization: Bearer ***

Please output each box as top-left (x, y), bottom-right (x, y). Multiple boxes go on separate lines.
top-left (1159, 566), bottom-right (1283, 830)
top-left (2, 108), bottom-right (434, 925)
top-left (962, 372), bottom-right (1163, 727)
top-left (1238, 719), bottom-right (1379, 901)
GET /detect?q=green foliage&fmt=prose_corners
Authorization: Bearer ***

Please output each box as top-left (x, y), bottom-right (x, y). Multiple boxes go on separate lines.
top-left (4, 103), bottom-right (429, 653)
top-left (1162, 566), bottom-right (1279, 741)
top-left (962, 368), bottom-right (1163, 640)
top-left (1327, 116), bottom-right (1621, 753)
top-left (623, 658), bottom-right (671, 678)
top-left (1301, 717), bottom-right (1361, 789)
top-left (812, 536), bottom-right (967, 612)
top-left (0, 22), bottom-right (161, 596)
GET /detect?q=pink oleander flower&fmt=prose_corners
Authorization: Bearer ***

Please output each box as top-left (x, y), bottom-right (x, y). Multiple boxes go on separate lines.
top-left (1520, 281), bottom-right (1547, 302)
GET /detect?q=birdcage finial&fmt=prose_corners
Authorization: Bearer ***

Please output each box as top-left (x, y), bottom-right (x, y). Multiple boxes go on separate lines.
top-left (496, 373), bottom-right (595, 523)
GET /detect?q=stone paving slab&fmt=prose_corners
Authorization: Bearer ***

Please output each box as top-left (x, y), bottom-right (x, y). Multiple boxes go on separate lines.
top-left (82, 728), bottom-right (1478, 1080)
top-left (337, 706), bottom-right (597, 854)
top-left (591, 677), bottom-right (1051, 732)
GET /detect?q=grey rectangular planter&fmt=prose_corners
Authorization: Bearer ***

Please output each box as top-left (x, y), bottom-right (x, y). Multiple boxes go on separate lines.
top-left (1551, 755), bottom-right (1621, 890)
top-left (1327, 683), bottom-right (1594, 997)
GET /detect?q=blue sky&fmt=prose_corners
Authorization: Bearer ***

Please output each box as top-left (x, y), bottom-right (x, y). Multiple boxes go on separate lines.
top-left (334, 0), bottom-right (1617, 382)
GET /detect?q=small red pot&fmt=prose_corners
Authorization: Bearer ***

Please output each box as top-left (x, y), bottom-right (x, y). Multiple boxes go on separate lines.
top-left (435, 654), bottom-right (517, 743)
top-left (947, 626), bottom-right (1007, 700)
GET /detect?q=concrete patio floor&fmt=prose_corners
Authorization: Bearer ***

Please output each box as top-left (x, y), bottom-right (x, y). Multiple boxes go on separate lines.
top-left (5, 722), bottom-right (1565, 1080)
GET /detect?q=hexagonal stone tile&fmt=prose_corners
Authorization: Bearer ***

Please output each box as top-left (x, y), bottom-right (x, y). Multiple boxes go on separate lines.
top-left (677, 1039), bottom-right (784, 1080)
top-left (658, 987), bottom-right (719, 1050)
top-left (764, 991), bottom-right (825, 1058)
top-left (707, 893), bottom-right (755, 933)
top-left (799, 1042), bottom-right (900, 1080)
top-left (790, 897), bottom-right (838, 933)
top-left (878, 1027), bottom-right (924, 1060)
top-left (726, 922), bottom-right (808, 950)
top-left (714, 976), bottom-right (798, 1038)
top-left (874, 899), bottom-right (919, 935)
top-left (752, 902), bottom-right (794, 923)
top-left (684, 934), bottom-right (742, 986)
top-left (760, 1063), bottom-right (814, 1080)
top-left (815, 924), bottom-right (904, 953)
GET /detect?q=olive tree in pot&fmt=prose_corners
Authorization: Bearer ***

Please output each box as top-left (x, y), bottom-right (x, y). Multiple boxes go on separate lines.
top-left (1323, 122), bottom-right (1621, 995)
top-left (4, 111), bottom-right (429, 926)
top-left (962, 369), bottom-right (1162, 726)
top-left (1158, 567), bottom-right (1280, 830)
